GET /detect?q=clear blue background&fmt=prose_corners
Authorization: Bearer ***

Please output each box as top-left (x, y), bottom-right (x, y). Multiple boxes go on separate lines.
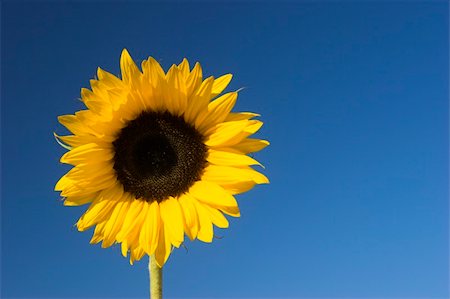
top-left (1, 1), bottom-right (448, 298)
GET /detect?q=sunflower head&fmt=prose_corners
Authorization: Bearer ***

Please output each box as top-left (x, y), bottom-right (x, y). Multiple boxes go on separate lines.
top-left (55, 49), bottom-right (269, 267)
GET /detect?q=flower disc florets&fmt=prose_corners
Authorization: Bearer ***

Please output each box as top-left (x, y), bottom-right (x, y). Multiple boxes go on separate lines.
top-left (113, 111), bottom-right (207, 202)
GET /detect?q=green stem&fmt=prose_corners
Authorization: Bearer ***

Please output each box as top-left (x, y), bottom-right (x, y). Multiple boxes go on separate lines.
top-left (149, 255), bottom-right (163, 299)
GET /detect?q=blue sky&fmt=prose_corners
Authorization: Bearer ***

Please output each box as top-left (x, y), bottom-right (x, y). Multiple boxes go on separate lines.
top-left (1, 1), bottom-right (448, 298)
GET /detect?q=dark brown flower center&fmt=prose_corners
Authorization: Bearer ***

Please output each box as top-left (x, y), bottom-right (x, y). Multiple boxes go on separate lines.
top-left (113, 111), bottom-right (207, 202)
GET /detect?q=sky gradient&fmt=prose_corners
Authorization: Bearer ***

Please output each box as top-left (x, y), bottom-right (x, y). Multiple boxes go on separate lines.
top-left (1, 1), bottom-right (449, 298)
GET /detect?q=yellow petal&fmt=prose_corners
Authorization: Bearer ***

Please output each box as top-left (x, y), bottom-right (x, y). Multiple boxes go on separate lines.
top-left (97, 67), bottom-right (123, 87)
top-left (58, 114), bottom-right (99, 136)
top-left (233, 138), bottom-right (270, 154)
top-left (205, 120), bottom-right (263, 147)
top-left (106, 87), bottom-right (128, 111)
top-left (54, 133), bottom-right (97, 148)
top-left (217, 205), bottom-right (240, 217)
top-left (77, 200), bottom-right (116, 231)
top-left (56, 166), bottom-right (109, 186)
top-left (207, 148), bottom-right (261, 167)
top-left (54, 174), bottom-right (74, 191)
top-left (165, 65), bottom-right (187, 116)
top-left (116, 200), bottom-right (146, 242)
top-left (221, 181), bottom-right (257, 195)
top-left (67, 160), bottom-right (113, 176)
top-left (148, 57), bottom-right (166, 86)
top-left (188, 181), bottom-right (238, 209)
top-left (76, 184), bottom-right (123, 230)
top-left (126, 225), bottom-right (142, 252)
top-left (159, 198), bottom-right (184, 247)
top-left (183, 76), bottom-right (214, 125)
top-left (141, 57), bottom-right (166, 111)
top-left (81, 87), bottom-right (112, 117)
top-left (178, 58), bottom-right (190, 78)
top-left (192, 199), bottom-right (213, 242)
top-left (90, 220), bottom-right (107, 244)
top-left (225, 112), bottom-right (260, 121)
top-left (130, 246), bottom-right (145, 265)
top-left (102, 198), bottom-right (131, 248)
top-left (139, 201), bottom-right (160, 254)
top-left (178, 193), bottom-right (199, 240)
top-left (120, 49), bottom-right (141, 85)
top-left (55, 161), bottom-right (113, 192)
top-left (185, 62), bottom-right (203, 96)
top-left (196, 92), bottom-right (237, 132)
top-left (121, 240), bottom-right (129, 257)
top-left (60, 143), bottom-right (113, 165)
top-left (59, 174), bottom-right (116, 197)
top-left (202, 165), bottom-right (269, 185)
top-left (202, 204), bottom-right (229, 228)
top-left (154, 224), bottom-right (171, 267)
top-left (63, 192), bottom-right (98, 206)
top-left (210, 74), bottom-right (232, 97)
top-left (60, 184), bottom-right (110, 198)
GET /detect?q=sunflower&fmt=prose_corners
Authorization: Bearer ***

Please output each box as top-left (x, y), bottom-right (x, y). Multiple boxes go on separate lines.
top-left (55, 49), bottom-right (268, 267)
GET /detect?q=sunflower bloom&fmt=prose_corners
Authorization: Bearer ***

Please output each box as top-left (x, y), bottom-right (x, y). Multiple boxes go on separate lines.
top-left (55, 49), bottom-right (269, 267)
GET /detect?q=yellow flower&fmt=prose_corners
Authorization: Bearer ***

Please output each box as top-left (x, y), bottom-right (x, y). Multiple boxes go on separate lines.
top-left (55, 49), bottom-right (269, 267)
